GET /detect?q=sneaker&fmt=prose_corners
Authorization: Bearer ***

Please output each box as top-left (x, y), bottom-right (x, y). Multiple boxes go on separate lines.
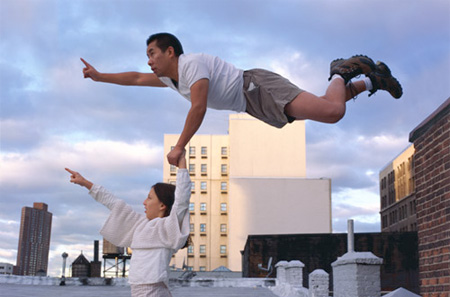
top-left (367, 61), bottom-right (403, 99)
top-left (329, 55), bottom-right (376, 84)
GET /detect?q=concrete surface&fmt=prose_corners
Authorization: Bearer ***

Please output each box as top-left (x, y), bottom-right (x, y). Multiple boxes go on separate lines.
top-left (0, 284), bottom-right (279, 297)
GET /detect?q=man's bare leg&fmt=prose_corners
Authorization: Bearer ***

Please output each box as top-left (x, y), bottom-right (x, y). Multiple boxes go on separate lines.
top-left (345, 80), bottom-right (366, 101)
top-left (284, 55), bottom-right (402, 124)
top-left (285, 78), bottom-right (367, 124)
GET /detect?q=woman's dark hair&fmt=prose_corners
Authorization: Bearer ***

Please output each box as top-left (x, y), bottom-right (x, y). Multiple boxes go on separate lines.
top-left (146, 33), bottom-right (184, 57)
top-left (152, 182), bottom-right (190, 249)
top-left (152, 182), bottom-right (175, 217)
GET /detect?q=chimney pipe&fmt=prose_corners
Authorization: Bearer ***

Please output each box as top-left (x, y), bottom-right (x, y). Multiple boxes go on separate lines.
top-left (94, 240), bottom-right (99, 262)
top-left (347, 219), bottom-right (355, 253)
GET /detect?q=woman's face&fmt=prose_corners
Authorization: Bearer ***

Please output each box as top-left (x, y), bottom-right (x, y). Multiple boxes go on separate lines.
top-left (143, 188), bottom-right (166, 220)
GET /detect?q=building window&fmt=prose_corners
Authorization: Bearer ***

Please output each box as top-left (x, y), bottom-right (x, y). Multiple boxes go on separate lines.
top-left (201, 181), bottom-right (207, 191)
top-left (191, 182), bottom-right (195, 192)
top-left (201, 146), bottom-right (207, 155)
top-left (190, 224), bottom-right (194, 233)
top-left (221, 182), bottom-right (227, 191)
top-left (189, 146), bottom-right (196, 155)
top-left (220, 245), bottom-right (227, 254)
top-left (221, 164), bottom-right (227, 174)
top-left (221, 147), bottom-right (227, 156)
top-left (200, 245), bottom-right (206, 254)
top-left (189, 164), bottom-right (195, 174)
top-left (188, 245), bottom-right (194, 254)
top-left (382, 215), bottom-right (388, 229)
top-left (410, 200), bottom-right (416, 214)
top-left (189, 203), bottom-right (195, 212)
top-left (221, 203), bottom-right (227, 212)
top-left (170, 165), bottom-right (176, 173)
top-left (200, 224), bottom-right (206, 232)
top-left (220, 224), bottom-right (227, 232)
top-left (201, 164), bottom-right (207, 174)
top-left (199, 266), bottom-right (206, 272)
top-left (200, 203), bottom-right (207, 212)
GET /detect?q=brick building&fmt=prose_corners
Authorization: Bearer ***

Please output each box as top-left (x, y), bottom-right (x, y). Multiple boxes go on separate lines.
top-left (71, 253), bottom-right (90, 277)
top-left (409, 97), bottom-right (449, 296)
top-left (15, 203), bottom-right (52, 276)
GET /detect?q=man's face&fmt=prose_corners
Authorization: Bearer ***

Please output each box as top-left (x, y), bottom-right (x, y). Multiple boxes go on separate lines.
top-left (146, 40), bottom-right (171, 77)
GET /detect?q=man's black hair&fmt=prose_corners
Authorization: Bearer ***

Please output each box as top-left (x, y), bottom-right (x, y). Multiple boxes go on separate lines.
top-left (146, 33), bottom-right (184, 57)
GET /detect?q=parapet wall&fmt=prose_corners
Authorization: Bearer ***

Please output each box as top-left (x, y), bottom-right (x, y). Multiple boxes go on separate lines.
top-left (0, 274), bottom-right (274, 288)
top-left (0, 275), bottom-right (129, 286)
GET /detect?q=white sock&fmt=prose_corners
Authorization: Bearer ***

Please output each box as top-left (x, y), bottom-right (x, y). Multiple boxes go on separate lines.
top-left (331, 74), bottom-right (344, 82)
top-left (363, 77), bottom-right (373, 91)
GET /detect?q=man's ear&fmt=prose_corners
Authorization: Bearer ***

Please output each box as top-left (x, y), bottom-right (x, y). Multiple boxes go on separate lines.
top-left (167, 46), bottom-right (175, 58)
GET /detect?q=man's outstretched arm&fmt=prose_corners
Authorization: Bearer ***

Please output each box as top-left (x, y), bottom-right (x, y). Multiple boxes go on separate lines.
top-left (81, 58), bottom-right (167, 87)
top-left (167, 78), bottom-right (209, 166)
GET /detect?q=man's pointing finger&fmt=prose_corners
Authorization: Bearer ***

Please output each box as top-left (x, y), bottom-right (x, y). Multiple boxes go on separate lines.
top-left (80, 58), bottom-right (90, 67)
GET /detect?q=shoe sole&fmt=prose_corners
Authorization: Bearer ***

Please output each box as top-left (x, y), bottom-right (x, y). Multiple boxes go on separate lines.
top-left (329, 55), bottom-right (376, 82)
top-left (370, 61), bottom-right (403, 99)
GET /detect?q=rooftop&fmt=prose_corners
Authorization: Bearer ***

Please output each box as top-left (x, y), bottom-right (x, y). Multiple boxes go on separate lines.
top-left (0, 284), bottom-right (278, 297)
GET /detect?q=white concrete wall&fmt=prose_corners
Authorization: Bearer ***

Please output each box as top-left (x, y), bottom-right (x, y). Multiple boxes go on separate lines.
top-left (308, 269), bottom-right (329, 297)
top-left (229, 114), bottom-right (306, 178)
top-left (332, 252), bottom-right (382, 297)
top-left (228, 178), bottom-right (332, 271)
top-left (227, 114), bottom-right (331, 271)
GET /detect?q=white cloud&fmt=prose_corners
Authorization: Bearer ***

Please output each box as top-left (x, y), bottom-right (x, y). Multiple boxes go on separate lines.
top-left (0, 137), bottom-right (163, 189)
top-left (306, 126), bottom-right (410, 187)
top-left (356, 134), bottom-right (407, 153)
top-left (333, 187), bottom-right (380, 213)
top-left (269, 50), bottom-right (327, 94)
top-left (331, 187), bottom-right (381, 233)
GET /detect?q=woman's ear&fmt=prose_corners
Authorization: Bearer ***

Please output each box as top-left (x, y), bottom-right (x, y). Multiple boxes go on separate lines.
top-left (159, 202), bottom-right (167, 212)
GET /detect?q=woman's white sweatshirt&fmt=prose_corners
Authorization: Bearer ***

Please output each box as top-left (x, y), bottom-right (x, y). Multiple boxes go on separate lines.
top-left (88, 169), bottom-right (191, 285)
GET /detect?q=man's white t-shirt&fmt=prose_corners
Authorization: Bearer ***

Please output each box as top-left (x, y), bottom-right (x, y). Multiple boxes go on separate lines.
top-left (159, 53), bottom-right (247, 112)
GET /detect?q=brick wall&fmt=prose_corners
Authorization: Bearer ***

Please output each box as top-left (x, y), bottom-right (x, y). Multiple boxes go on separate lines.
top-left (409, 98), bottom-right (450, 297)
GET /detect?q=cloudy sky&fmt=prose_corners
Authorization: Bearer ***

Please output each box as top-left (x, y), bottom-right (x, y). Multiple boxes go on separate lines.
top-left (1, 0), bottom-right (449, 276)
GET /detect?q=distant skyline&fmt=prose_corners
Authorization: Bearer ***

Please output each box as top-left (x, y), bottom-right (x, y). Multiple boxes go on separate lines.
top-left (1, 0), bottom-right (449, 276)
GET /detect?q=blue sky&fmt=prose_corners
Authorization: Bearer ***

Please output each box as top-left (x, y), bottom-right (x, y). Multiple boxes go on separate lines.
top-left (1, 0), bottom-right (449, 276)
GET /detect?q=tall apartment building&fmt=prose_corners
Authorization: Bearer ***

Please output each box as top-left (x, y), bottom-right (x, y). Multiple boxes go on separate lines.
top-left (15, 203), bottom-right (52, 276)
top-left (164, 114), bottom-right (332, 272)
top-left (164, 134), bottom-right (229, 272)
top-left (379, 144), bottom-right (417, 232)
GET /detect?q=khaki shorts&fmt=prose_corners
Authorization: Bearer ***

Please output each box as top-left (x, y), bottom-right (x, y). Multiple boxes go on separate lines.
top-left (243, 69), bottom-right (304, 128)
